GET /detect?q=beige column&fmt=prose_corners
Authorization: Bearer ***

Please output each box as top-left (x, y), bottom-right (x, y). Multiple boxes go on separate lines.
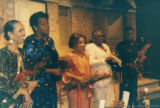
top-left (0, 8), bottom-right (8, 49)
top-left (48, 2), bottom-right (72, 56)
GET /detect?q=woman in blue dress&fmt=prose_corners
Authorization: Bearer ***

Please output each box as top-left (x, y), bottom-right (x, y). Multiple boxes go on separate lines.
top-left (23, 11), bottom-right (61, 108)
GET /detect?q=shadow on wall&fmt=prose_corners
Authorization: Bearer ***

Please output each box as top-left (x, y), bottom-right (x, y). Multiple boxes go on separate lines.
top-left (106, 12), bottom-right (122, 25)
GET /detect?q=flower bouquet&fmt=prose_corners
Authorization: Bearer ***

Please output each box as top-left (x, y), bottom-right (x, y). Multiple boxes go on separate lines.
top-left (106, 59), bottom-right (121, 82)
top-left (59, 56), bottom-right (74, 70)
top-left (63, 73), bottom-right (111, 90)
top-left (59, 59), bottom-right (71, 72)
top-left (12, 61), bottom-right (46, 108)
top-left (85, 73), bottom-right (111, 84)
top-left (14, 61), bottom-right (46, 88)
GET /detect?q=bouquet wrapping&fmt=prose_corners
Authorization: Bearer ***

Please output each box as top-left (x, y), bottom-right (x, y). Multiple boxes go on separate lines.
top-left (63, 73), bottom-right (111, 90)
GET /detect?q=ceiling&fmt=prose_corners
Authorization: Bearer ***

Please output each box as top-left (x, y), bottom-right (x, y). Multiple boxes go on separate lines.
top-left (31, 0), bottom-right (145, 10)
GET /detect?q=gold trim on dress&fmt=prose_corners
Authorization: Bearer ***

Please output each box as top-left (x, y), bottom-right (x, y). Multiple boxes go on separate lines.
top-left (0, 72), bottom-right (8, 79)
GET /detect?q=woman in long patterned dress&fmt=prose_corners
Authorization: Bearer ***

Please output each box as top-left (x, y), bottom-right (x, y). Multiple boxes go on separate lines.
top-left (0, 20), bottom-right (32, 107)
top-left (62, 33), bottom-right (92, 108)
top-left (23, 12), bottom-right (61, 108)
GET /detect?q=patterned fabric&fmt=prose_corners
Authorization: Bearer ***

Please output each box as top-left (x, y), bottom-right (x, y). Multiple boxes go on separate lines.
top-left (62, 52), bottom-right (92, 108)
top-left (62, 52), bottom-right (92, 83)
top-left (0, 47), bottom-right (24, 107)
top-left (23, 34), bottom-right (60, 108)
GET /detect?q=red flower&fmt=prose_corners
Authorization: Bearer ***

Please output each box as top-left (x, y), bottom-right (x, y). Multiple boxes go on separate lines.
top-left (34, 65), bottom-right (38, 68)
top-left (60, 56), bottom-right (75, 68)
top-left (39, 61), bottom-right (46, 68)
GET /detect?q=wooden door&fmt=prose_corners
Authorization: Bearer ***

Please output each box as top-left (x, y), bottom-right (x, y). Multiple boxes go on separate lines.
top-left (59, 6), bottom-right (71, 46)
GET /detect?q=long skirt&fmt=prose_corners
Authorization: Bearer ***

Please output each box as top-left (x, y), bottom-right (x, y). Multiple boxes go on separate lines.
top-left (68, 87), bottom-right (90, 108)
top-left (92, 78), bottom-right (115, 108)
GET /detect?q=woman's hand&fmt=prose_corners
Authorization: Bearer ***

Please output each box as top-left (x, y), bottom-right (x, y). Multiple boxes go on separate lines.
top-left (13, 88), bottom-right (33, 107)
top-left (20, 88), bottom-right (33, 107)
top-left (75, 76), bottom-right (85, 83)
top-left (26, 81), bottom-right (38, 94)
top-left (46, 68), bottom-right (63, 76)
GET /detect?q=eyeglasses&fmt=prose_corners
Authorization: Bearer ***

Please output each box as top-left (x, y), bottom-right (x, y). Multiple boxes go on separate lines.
top-left (95, 35), bottom-right (105, 37)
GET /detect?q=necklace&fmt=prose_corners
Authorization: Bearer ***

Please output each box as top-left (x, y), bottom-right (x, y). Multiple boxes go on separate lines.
top-left (17, 56), bottom-right (24, 75)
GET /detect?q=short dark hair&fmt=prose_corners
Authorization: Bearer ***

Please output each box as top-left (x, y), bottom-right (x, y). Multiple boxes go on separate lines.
top-left (4, 20), bottom-right (20, 40)
top-left (29, 11), bottom-right (48, 32)
top-left (68, 32), bottom-right (86, 48)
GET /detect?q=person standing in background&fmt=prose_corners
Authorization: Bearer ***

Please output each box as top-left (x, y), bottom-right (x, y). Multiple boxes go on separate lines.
top-left (116, 26), bottom-right (139, 107)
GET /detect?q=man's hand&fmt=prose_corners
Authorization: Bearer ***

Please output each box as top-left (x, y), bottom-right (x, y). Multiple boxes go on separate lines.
top-left (139, 55), bottom-right (146, 63)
